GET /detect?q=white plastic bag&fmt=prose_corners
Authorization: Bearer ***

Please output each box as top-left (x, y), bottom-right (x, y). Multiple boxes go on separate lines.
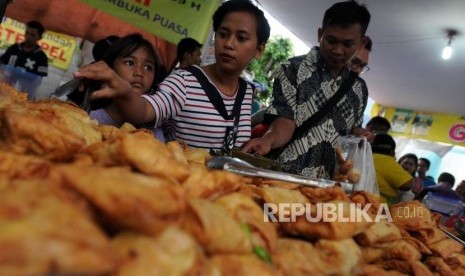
top-left (337, 136), bottom-right (379, 195)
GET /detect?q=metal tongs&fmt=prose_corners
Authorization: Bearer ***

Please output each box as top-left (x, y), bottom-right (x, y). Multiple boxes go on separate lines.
top-left (223, 163), bottom-right (337, 188)
top-left (51, 78), bottom-right (100, 113)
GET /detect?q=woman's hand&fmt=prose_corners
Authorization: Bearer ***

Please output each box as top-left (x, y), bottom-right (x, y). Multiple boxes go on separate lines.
top-left (73, 61), bottom-right (132, 100)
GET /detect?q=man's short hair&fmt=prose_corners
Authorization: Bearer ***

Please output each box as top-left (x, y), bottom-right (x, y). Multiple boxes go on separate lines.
top-left (26, 21), bottom-right (45, 37)
top-left (366, 116), bottom-right (391, 133)
top-left (322, 0), bottom-right (371, 35)
top-left (176, 37), bottom-right (202, 62)
top-left (372, 134), bottom-right (396, 155)
top-left (419, 157), bottom-right (431, 169)
top-left (438, 172), bottom-right (455, 187)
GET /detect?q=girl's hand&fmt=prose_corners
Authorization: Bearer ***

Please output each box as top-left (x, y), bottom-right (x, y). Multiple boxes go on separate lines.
top-left (73, 61), bottom-right (132, 100)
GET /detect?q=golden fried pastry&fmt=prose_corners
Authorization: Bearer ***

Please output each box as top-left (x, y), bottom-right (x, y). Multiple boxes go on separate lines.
top-left (0, 107), bottom-right (86, 161)
top-left (358, 264), bottom-right (407, 276)
top-left (182, 199), bottom-right (252, 254)
top-left (381, 240), bottom-right (422, 261)
top-left (425, 256), bottom-right (455, 275)
top-left (112, 228), bottom-right (205, 276)
top-left (410, 226), bottom-right (446, 245)
top-left (428, 238), bottom-right (464, 259)
top-left (299, 186), bottom-right (349, 203)
top-left (166, 140), bottom-right (189, 165)
top-left (401, 236), bottom-right (432, 255)
top-left (182, 169), bottom-right (244, 200)
top-left (183, 146), bottom-right (211, 165)
top-left (58, 165), bottom-right (186, 235)
top-left (215, 193), bottom-right (278, 254)
top-left (446, 253), bottom-right (465, 270)
top-left (360, 247), bottom-right (385, 264)
top-left (280, 200), bottom-right (372, 240)
top-left (27, 99), bottom-right (102, 145)
top-left (273, 238), bottom-right (327, 275)
top-left (315, 238), bottom-right (362, 275)
top-left (390, 200), bottom-right (434, 231)
top-left (0, 180), bottom-right (114, 275)
top-left (206, 254), bottom-right (278, 276)
top-left (355, 220), bottom-right (402, 246)
top-left (0, 150), bottom-right (50, 179)
top-left (95, 132), bottom-right (190, 182)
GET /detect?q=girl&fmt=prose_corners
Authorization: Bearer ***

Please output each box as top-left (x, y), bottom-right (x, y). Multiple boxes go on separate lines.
top-left (74, 0), bottom-right (270, 150)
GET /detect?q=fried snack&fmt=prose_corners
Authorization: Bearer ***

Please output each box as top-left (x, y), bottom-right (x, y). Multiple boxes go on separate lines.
top-left (0, 81), bottom-right (28, 107)
top-left (91, 131), bottom-right (190, 182)
top-left (381, 240), bottom-right (422, 261)
top-left (166, 140), bottom-right (189, 165)
top-left (183, 146), bottom-right (211, 164)
top-left (111, 228), bottom-right (205, 276)
top-left (215, 193), bottom-right (278, 254)
top-left (425, 256), bottom-right (455, 275)
top-left (182, 169), bottom-right (244, 200)
top-left (206, 254), bottom-right (278, 276)
top-left (409, 261), bottom-right (434, 276)
top-left (350, 191), bottom-right (382, 218)
top-left (299, 186), bottom-right (349, 203)
top-left (58, 165), bottom-right (186, 235)
top-left (182, 199), bottom-right (252, 254)
top-left (360, 247), bottom-right (385, 263)
top-left (0, 150), bottom-right (51, 179)
top-left (27, 99), bottom-right (102, 145)
top-left (315, 238), bottom-right (362, 275)
top-left (410, 227), bottom-right (446, 245)
top-left (390, 200), bottom-right (434, 231)
top-left (0, 107), bottom-right (86, 161)
top-left (358, 264), bottom-right (407, 276)
top-left (0, 180), bottom-right (114, 275)
top-left (260, 186), bottom-right (310, 206)
top-left (355, 220), bottom-right (402, 246)
top-left (428, 238), bottom-right (464, 259)
top-left (280, 200), bottom-right (372, 240)
top-left (446, 253), bottom-right (465, 270)
top-left (273, 238), bottom-right (328, 275)
top-left (401, 236), bottom-right (432, 255)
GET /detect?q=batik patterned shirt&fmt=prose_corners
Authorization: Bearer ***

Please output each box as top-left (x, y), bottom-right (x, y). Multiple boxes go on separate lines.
top-left (266, 46), bottom-right (368, 179)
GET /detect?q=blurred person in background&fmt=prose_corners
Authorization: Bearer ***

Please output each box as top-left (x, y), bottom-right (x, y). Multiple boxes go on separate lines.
top-left (349, 35), bottom-right (371, 75)
top-left (176, 37), bottom-right (202, 68)
top-left (417, 157), bottom-right (436, 189)
top-left (0, 20), bottom-right (48, 77)
top-left (395, 153), bottom-right (420, 202)
top-left (415, 172), bottom-right (461, 202)
top-left (372, 134), bottom-right (413, 204)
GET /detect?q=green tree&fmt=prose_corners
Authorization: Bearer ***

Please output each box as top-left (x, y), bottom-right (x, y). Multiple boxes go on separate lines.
top-left (247, 36), bottom-right (294, 104)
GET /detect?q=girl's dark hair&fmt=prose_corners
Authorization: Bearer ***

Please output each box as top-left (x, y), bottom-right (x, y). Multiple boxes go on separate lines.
top-left (398, 153), bottom-right (418, 176)
top-left (102, 33), bottom-right (164, 89)
top-left (212, 0), bottom-right (270, 45)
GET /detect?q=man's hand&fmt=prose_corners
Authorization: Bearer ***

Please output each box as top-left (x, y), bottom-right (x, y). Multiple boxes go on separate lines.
top-left (352, 127), bottom-right (375, 142)
top-left (241, 133), bottom-right (274, 155)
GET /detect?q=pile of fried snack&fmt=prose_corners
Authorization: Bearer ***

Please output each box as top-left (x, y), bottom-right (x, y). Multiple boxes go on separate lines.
top-left (1, 82), bottom-right (465, 276)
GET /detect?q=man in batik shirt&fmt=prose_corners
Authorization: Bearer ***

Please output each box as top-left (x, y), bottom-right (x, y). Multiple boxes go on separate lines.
top-left (242, 1), bottom-right (371, 179)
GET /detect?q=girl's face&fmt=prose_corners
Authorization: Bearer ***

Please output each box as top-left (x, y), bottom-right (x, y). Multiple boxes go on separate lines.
top-left (400, 157), bottom-right (417, 175)
top-left (113, 46), bottom-right (155, 96)
top-left (214, 11), bottom-right (265, 75)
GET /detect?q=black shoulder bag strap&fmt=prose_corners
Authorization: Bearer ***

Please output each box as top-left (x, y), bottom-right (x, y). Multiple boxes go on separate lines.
top-left (267, 71), bottom-right (357, 158)
top-left (292, 72), bottom-right (358, 141)
top-left (184, 66), bottom-right (247, 151)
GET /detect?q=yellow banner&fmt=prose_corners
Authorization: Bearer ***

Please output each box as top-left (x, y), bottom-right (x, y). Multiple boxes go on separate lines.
top-left (371, 103), bottom-right (465, 146)
top-left (80, 0), bottom-right (220, 45)
top-left (0, 18), bottom-right (77, 70)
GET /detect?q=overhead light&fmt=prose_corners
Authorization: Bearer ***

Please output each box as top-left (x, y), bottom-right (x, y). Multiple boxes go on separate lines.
top-left (442, 29), bottom-right (458, 60)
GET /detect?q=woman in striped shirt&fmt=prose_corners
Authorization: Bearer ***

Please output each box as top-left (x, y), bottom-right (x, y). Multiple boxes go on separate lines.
top-left (74, 0), bottom-right (270, 150)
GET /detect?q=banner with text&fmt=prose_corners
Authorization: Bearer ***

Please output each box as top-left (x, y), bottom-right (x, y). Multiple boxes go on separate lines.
top-left (0, 18), bottom-right (78, 70)
top-left (371, 103), bottom-right (465, 146)
top-left (80, 0), bottom-right (220, 45)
